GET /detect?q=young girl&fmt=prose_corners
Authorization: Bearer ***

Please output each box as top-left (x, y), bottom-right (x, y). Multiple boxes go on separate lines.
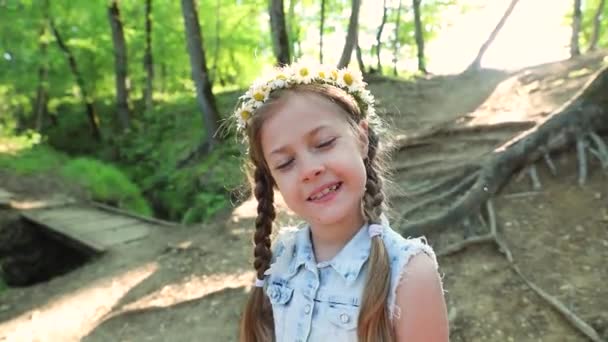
top-left (235, 62), bottom-right (449, 342)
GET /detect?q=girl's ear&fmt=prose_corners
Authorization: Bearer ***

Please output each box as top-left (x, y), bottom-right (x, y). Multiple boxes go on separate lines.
top-left (358, 120), bottom-right (369, 158)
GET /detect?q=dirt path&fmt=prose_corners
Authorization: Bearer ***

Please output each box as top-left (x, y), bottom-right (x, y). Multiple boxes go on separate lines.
top-left (1, 53), bottom-right (607, 342)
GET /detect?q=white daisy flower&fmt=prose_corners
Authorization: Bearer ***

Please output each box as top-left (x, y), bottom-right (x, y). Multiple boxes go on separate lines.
top-left (269, 71), bottom-right (290, 90)
top-left (366, 106), bottom-right (376, 118)
top-left (246, 82), bottom-right (270, 106)
top-left (315, 66), bottom-right (336, 84)
top-left (337, 68), bottom-right (364, 92)
top-left (237, 102), bottom-right (255, 128)
top-left (292, 62), bottom-right (315, 84)
top-left (359, 89), bottom-right (376, 105)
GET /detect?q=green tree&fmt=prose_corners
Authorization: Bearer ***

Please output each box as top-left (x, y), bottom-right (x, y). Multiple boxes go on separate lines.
top-left (338, 0), bottom-right (362, 68)
top-left (108, 0), bottom-right (131, 130)
top-left (181, 0), bottom-right (220, 150)
top-left (269, 0), bottom-right (291, 65)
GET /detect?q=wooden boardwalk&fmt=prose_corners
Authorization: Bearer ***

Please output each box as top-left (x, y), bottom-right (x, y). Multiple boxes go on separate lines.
top-left (2, 188), bottom-right (172, 254)
top-left (0, 188), bottom-right (14, 208)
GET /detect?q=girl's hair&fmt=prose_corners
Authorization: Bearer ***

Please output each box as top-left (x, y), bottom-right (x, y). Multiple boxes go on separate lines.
top-left (239, 84), bottom-right (394, 342)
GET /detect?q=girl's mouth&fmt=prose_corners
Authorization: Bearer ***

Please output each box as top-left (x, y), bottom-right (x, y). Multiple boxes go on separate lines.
top-left (307, 182), bottom-right (343, 202)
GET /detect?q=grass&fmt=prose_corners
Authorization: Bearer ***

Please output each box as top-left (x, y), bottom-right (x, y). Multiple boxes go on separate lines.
top-left (0, 133), bottom-right (152, 216)
top-left (61, 158), bottom-right (152, 216)
top-left (1, 88), bottom-right (247, 223)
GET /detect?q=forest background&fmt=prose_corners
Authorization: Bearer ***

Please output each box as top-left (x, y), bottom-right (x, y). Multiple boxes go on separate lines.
top-left (0, 0), bottom-right (607, 291)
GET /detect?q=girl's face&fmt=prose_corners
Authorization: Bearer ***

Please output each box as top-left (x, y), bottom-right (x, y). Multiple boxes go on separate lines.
top-left (260, 92), bottom-right (369, 228)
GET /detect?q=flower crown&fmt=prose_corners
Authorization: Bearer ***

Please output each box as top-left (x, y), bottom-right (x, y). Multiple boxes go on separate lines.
top-left (234, 62), bottom-right (377, 132)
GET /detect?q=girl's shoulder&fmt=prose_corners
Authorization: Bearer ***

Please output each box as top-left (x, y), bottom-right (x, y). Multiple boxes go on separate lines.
top-left (382, 226), bottom-right (438, 269)
top-left (381, 226), bottom-right (440, 319)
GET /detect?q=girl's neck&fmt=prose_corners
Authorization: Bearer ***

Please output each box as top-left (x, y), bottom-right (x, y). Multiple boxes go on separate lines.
top-left (309, 211), bottom-right (365, 263)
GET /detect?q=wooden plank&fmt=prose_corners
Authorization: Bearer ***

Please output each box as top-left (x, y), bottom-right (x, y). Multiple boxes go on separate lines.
top-left (92, 202), bottom-right (180, 227)
top-left (0, 188), bottom-right (14, 208)
top-left (56, 216), bottom-right (141, 234)
top-left (21, 211), bottom-right (106, 254)
top-left (83, 223), bottom-right (150, 247)
top-left (9, 195), bottom-right (75, 210)
top-left (26, 206), bottom-right (113, 222)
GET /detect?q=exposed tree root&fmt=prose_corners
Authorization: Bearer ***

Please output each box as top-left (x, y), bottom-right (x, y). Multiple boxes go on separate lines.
top-left (394, 121), bottom-right (534, 151)
top-left (527, 164), bottom-right (542, 190)
top-left (495, 239), bottom-right (605, 342)
top-left (437, 200), bottom-right (604, 342)
top-left (395, 162), bottom-right (480, 185)
top-left (502, 191), bottom-right (540, 199)
top-left (587, 132), bottom-right (608, 169)
top-left (577, 135), bottom-right (589, 186)
top-left (398, 66), bottom-right (608, 237)
top-left (393, 175), bottom-right (458, 199)
top-left (398, 171), bottom-right (479, 222)
top-left (542, 150), bottom-right (558, 176)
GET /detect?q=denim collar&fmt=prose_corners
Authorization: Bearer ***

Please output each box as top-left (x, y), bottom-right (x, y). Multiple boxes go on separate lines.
top-left (289, 223), bottom-right (373, 285)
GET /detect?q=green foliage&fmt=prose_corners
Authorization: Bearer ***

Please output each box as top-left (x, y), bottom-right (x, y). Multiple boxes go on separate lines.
top-left (0, 0), bottom-right (464, 225)
top-left (0, 142), bottom-right (66, 175)
top-left (381, 0), bottom-right (457, 65)
top-left (579, 0), bottom-right (608, 50)
top-left (0, 130), bottom-right (151, 216)
top-left (107, 91), bottom-right (244, 224)
top-left (158, 143), bottom-right (243, 224)
top-left (60, 158), bottom-right (152, 216)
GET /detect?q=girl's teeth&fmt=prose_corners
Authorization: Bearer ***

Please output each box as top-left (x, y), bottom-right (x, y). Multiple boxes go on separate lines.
top-left (311, 184), bottom-right (339, 200)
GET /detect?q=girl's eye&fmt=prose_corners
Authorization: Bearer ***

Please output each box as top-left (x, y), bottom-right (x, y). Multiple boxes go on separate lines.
top-left (317, 137), bottom-right (337, 149)
top-left (276, 158), bottom-right (294, 170)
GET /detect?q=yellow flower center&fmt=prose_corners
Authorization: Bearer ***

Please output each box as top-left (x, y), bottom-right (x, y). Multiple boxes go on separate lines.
top-left (299, 68), bottom-right (309, 77)
top-left (318, 71), bottom-right (326, 78)
top-left (253, 92), bottom-right (266, 101)
top-left (343, 73), bottom-right (353, 86)
top-left (331, 70), bottom-right (338, 80)
top-left (240, 110), bottom-right (251, 121)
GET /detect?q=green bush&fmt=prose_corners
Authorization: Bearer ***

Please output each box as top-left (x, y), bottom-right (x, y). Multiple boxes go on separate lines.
top-left (0, 142), bottom-right (67, 174)
top-left (154, 142), bottom-right (244, 224)
top-left (96, 91), bottom-right (246, 224)
top-left (0, 127), bottom-right (152, 216)
top-left (60, 158), bottom-right (152, 216)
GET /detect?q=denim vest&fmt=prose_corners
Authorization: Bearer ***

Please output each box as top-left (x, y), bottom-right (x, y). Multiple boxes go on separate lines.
top-left (264, 223), bottom-right (438, 342)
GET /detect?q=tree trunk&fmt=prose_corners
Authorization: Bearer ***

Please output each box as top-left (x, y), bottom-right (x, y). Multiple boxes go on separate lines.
top-left (588, 0), bottom-right (606, 52)
top-left (50, 20), bottom-right (101, 141)
top-left (399, 66), bottom-right (608, 237)
top-left (468, 0), bottom-right (519, 71)
top-left (269, 0), bottom-right (291, 65)
top-left (34, 0), bottom-right (50, 132)
top-left (287, 0), bottom-right (298, 60)
top-left (143, 0), bottom-right (154, 113)
top-left (393, 0), bottom-right (403, 76)
top-left (356, 38), bottom-right (365, 73)
top-left (412, 0), bottom-right (426, 74)
top-left (211, 0), bottom-right (221, 85)
top-left (319, 0), bottom-right (326, 64)
top-left (108, 0), bottom-right (130, 130)
top-left (570, 0), bottom-right (582, 58)
top-left (375, 0), bottom-right (388, 74)
top-left (180, 0), bottom-right (221, 149)
top-left (338, 0), bottom-right (362, 68)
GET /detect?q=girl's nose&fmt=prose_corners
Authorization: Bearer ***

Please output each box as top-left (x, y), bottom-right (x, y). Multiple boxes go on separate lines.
top-left (301, 158), bottom-right (325, 182)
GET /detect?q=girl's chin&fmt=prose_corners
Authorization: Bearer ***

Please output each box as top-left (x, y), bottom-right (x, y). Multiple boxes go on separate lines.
top-left (305, 209), bottom-right (357, 227)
